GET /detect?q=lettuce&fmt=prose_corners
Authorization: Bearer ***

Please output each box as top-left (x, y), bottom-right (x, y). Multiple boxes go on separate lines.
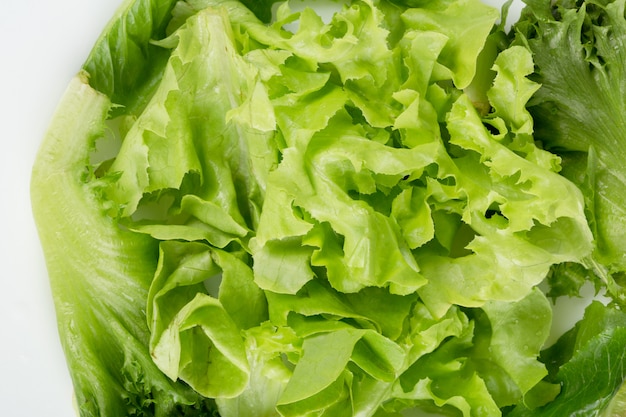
top-left (508, 0), bottom-right (626, 413)
top-left (32, 0), bottom-right (601, 416)
top-left (507, 301), bottom-right (626, 416)
top-left (513, 0), bottom-right (626, 302)
top-left (30, 75), bottom-right (217, 416)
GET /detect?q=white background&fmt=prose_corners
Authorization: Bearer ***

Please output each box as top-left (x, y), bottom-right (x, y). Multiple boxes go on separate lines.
top-left (1, 1), bottom-right (590, 417)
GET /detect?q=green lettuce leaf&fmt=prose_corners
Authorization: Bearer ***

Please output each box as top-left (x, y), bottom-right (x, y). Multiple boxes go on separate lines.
top-left (415, 46), bottom-right (593, 316)
top-left (31, 74), bottom-right (216, 416)
top-left (513, 0), bottom-right (626, 303)
top-left (81, 0), bottom-right (178, 115)
top-left (146, 240), bottom-right (267, 398)
top-left (401, 0), bottom-right (500, 89)
top-left (508, 301), bottom-right (626, 416)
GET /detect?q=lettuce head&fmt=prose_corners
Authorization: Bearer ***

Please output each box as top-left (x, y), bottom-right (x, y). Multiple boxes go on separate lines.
top-left (31, 0), bottom-right (604, 416)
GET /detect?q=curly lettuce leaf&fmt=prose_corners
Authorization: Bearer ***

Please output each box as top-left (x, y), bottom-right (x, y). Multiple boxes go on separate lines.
top-left (513, 0), bottom-right (626, 303)
top-left (107, 5), bottom-right (277, 234)
top-left (401, 0), bottom-right (500, 89)
top-left (146, 240), bottom-right (267, 398)
top-left (394, 289), bottom-right (556, 414)
top-left (415, 46), bottom-right (592, 316)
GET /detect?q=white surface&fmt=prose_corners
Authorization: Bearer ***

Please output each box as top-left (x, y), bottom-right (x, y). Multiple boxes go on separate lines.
top-left (0, 1), bottom-right (531, 416)
top-left (0, 1), bottom-right (122, 415)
